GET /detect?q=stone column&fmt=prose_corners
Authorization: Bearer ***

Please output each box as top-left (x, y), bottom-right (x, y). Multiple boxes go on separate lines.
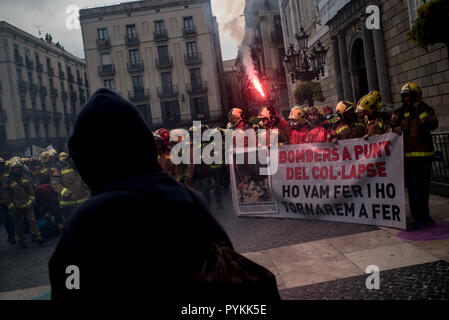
top-left (373, 24), bottom-right (392, 105)
top-left (331, 36), bottom-right (344, 101)
top-left (337, 32), bottom-right (353, 101)
top-left (361, 16), bottom-right (379, 91)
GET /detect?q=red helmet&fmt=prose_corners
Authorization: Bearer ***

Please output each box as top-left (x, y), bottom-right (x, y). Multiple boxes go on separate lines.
top-left (154, 128), bottom-right (170, 146)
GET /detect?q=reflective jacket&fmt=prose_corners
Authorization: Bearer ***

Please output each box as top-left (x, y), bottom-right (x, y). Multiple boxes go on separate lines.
top-left (3, 175), bottom-right (35, 211)
top-left (394, 101), bottom-right (438, 160)
top-left (334, 120), bottom-right (366, 140)
top-left (366, 118), bottom-right (386, 136)
top-left (289, 126), bottom-right (309, 144)
top-left (51, 165), bottom-right (90, 207)
top-left (38, 166), bottom-right (57, 185)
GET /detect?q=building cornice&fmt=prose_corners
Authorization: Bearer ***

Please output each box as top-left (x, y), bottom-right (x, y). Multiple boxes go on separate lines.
top-left (79, 0), bottom-right (210, 21)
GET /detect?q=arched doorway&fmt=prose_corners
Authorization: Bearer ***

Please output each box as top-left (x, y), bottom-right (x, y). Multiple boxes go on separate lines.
top-left (351, 38), bottom-right (369, 102)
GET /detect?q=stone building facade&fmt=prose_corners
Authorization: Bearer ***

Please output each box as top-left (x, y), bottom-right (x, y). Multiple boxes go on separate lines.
top-left (280, 0), bottom-right (449, 131)
top-left (223, 59), bottom-right (242, 110)
top-left (0, 21), bottom-right (89, 158)
top-left (79, 0), bottom-right (227, 130)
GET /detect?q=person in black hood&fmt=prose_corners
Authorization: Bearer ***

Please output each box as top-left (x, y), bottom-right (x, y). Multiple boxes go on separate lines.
top-left (48, 88), bottom-right (233, 301)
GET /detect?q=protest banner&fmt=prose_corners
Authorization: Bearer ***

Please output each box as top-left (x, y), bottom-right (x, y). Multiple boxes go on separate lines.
top-left (230, 133), bottom-right (406, 229)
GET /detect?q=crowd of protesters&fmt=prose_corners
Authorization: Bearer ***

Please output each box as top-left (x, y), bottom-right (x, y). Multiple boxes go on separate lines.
top-left (0, 81), bottom-right (439, 250)
top-left (0, 150), bottom-right (90, 248)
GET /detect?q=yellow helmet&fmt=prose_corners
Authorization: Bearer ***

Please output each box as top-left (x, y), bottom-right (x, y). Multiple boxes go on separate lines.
top-left (258, 106), bottom-right (272, 120)
top-left (21, 157), bottom-right (30, 164)
top-left (10, 158), bottom-right (22, 169)
top-left (10, 156), bottom-right (21, 163)
top-left (0, 157), bottom-right (4, 164)
top-left (40, 151), bottom-right (52, 163)
top-left (59, 152), bottom-right (69, 161)
top-left (336, 101), bottom-right (355, 117)
top-left (400, 81), bottom-right (422, 102)
top-left (228, 108), bottom-right (243, 127)
top-left (5, 160), bottom-right (10, 167)
top-left (357, 90), bottom-right (383, 115)
top-left (288, 106), bottom-right (306, 126)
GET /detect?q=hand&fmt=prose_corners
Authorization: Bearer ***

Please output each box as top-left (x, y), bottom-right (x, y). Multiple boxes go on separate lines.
top-left (363, 134), bottom-right (369, 141)
top-left (332, 138), bottom-right (338, 144)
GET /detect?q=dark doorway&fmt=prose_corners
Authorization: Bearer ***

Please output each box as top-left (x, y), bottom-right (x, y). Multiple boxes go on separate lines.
top-left (351, 39), bottom-right (369, 102)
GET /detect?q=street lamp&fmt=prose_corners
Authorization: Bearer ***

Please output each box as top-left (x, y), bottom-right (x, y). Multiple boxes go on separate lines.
top-left (283, 26), bottom-right (329, 83)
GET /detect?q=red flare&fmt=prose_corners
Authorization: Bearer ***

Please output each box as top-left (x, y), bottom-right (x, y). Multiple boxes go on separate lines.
top-left (252, 77), bottom-right (265, 98)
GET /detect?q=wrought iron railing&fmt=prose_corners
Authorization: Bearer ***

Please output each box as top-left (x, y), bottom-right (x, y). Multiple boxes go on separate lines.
top-left (432, 132), bottom-right (449, 185)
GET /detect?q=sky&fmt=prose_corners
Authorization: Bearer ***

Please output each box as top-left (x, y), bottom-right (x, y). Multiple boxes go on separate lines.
top-left (0, 0), bottom-right (245, 61)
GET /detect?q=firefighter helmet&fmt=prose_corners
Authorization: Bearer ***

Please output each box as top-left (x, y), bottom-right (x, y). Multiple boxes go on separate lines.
top-left (10, 158), bottom-right (22, 169)
top-left (357, 90), bottom-right (383, 115)
top-left (400, 81), bottom-right (422, 102)
top-left (154, 128), bottom-right (170, 146)
top-left (40, 151), bottom-right (52, 163)
top-left (258, 106), bottom-right (273, 120)
top-left (5, 160), bottom-right (10, 167)
top-left (228, 108), bottom-right (244, 127)
top-left (305, 106), bottom-right (324, 125)
top-left (10, 156), bottom-right (21, 163)
top-left (288, 106), bottom-right (306, 126)
top-left (59, 152), bottom-right (69, 161)
top-left (169, 129), bottom-right (185, 143)
top-left (0, 157), bottom-right (4, 164)
top-left (336, 101), bottom-right (355, 117)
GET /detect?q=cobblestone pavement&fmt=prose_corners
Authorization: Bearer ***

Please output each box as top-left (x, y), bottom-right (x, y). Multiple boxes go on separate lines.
top-left (280, 260), bottom-right (449, 300)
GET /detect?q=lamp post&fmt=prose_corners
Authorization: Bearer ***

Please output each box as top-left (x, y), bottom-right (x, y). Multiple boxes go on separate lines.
top-left (283, 26), bottom-right (329, 83)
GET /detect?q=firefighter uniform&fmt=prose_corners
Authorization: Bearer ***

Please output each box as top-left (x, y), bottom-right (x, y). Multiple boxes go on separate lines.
top-left (357, 90), bottom-right (387, 137)
top-left (287, 106), bottom-right (308, 144)
top-left (333, 101), bottom-right (367, 140)
top-left (394, 82), bottom-right (438, 228)
top-left (4, 160), bottom-right (43, 247)
top-left (0, 158), bottom-right (15, 243)
top-left (51, 160), bottom-right (90, 222)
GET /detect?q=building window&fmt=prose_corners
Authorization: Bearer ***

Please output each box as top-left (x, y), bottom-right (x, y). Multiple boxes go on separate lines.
top-left (97, 28), bottom-right (108, 40)
top-left (157, 45), bottom-right (169, 63)
top-left (136, 104), bottom-right (151, 124)
top-left (100, 53), bottom-right (112, 66)
top-left (104, 79), bottom-right (115, 90)
top-left (34, 123), bottom-right (40, 138)
top-left (191, 96), bottom-right (208, 120)
top-left (49, 78), bottom-right (54, 88)
top-left (55, 123), bottom-right (60, 138)
top-left (129, 49), bottom-right (140, 64)
top-left (14, 45), bottom-right (20, 58)
top-left (161, 72), bottom-right (173, 91)
top-left (126, 24), bottom-right (137, 38)
top-left (408, 0), bottom-right (426, 28)
top-left (186, 41), bottom-right (198, 57)
top-left (183, 16), bottom-right (194, 32)
top-left (17, 69), bottom-right (22, 81)
top-left (0, 125), bottom-right (6, 143)
top-left (274, 15), bottom-right (282, 33)
top-left (154, 20), bottom-right (166, 34)
top-left (189, 68), bottom-right (201, 85)
top-left (132, 75), bottom-right (144, 92)
top-left (52, 102), bottom-right (57, 113)
top-left (161, 100), bottom-right (180, 124)
top-left (44, 124), bottom-right (49, 138)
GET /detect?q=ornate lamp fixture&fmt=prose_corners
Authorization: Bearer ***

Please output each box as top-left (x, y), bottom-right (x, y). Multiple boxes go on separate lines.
top-left (283, 26), bottom-right (329, 83)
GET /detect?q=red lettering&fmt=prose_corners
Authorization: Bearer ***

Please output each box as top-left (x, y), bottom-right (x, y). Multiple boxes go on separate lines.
top-left (312, 166), bottom-right (320, 179)
top-left (286, 167), bottom-right (293, 180)
top-left (280, 151), bottom-right (287, 164)
top-left (366, 163), bottom-right (377, 177)
top-left (354, 145), bottom-right (363, 160)
top-left (376, 161), bottom-right (387, 177)
top-left (323, 148), bottom-right (331, 162)
top-left (332, 148), bottom-right (339, 161)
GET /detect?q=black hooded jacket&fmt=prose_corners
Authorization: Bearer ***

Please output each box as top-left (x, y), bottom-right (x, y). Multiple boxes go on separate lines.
top-left (48, 88), bottom-right (232, 301)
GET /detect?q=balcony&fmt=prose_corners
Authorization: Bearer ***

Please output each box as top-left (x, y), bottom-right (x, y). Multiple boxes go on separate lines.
top-left (96, 38), bottom-right (111, 50)
top-left (26, 59), bottom-right (34, 70)
top-left (128, 89), bottom-right (150, 102)
top-left (21, 109), bottom-right (43, 121)
top-left (155, 56), bottom-right (173, 69)
top-left (125, 34), bottom-right (139, 46)
top-left (271, 29), bottom-right (284, 44)
top-left (17, 80), bottom-right (28, 94)
top-left (187, 81), bottom-right (207, 94)
top-left (184, 53), bottom-right (202, 65)
top-left (98, 64), bottom-right (115, 76)
top-left (15, 55), bottom-right (24, 66)
top-left (39, 86), bottom-right (48, 97)
top-left (61, 91), bottom-right (68, 101)
top-left (70, 91), bottom-right (78, 102)
top-left (153, 30), bottom-right (168, 42)
top-left (28, 83), bottom-right (39, 95)
top-left (36, 63), bottom-right (44, 72)
top-left (157, 85), bottom-right (179, 99)
top-left (48, 66), bottom-right (54, 76)
top-left (68, 73), bottom-right (74, 83)
top-left (127, 60), bottom-right (144, 73)
top-left (50, 88), bottom-right (58, 99)
top-left (59, 70), bottom-right (65, 80)
top-left (53, 112), bottom-right (62, 122)
top-left (0, 109), bottom-right (7, 123)
top-left (183, 26), bottom-right (197, 37)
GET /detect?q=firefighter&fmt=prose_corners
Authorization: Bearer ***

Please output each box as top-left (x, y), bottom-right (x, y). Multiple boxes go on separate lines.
top-left (38, 151), bottom-right (58, 185)
top-left (356, 90), bottom-right (386, 138)
top-left (209, 127), bottom-right (224, 209)
top-left (154, 128), bottom-right (177, 178)
top-left (323, 105), bottom-right (339, 131)
top-left (257, 106), bottom-right (288, 146)
top-left (51, 152), bottom-right (90, 223)
top-left (332, 101), bottom-right (367, 141)
top-left (227, 107), bottom-right (250, 131)
top-left (4, 159), bottom-right (44, 248)
top-left (169, 129), bottom-right (188, 184)
top-left (0, 157), bottom-right (16, 244)
top-left (305, 106), bottom-right (331, 143)
top-left (393, 81), bottom-right (439, 229)
top-left (287, 106), bottom-right (308, 144)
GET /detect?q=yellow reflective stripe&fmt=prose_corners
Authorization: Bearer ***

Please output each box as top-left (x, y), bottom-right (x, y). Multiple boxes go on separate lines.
top-left (404, 112), bottom-right (410, 118)
top-left (61, 188), bottom-right (70, 197)
top-left (16, 199), bottom-right (33, 208)
top-left (336, 125), bottom-right (349, 134)
top-left (10, 182), bottom-right (17, 187)
top-left (30, 196), bottom-right (35, 201)
top-left (355, 123), bottom-right (365, 127)
top-left (419, 112), bottom-right (429, 120)
top-left (8, 203), bottom-right (14, 209)
top-left (22, 179), bottom-right (29, 183)
top-left (61, 169), bottom-right (74, 175)
top-left (76, 198), bottom-right (89, 205)
top-left (378, 121), bottom-right (383, 128)
top-left (60, 200), bottom-right (75, 206)
top-left (405, 151), bottom-right (435, 158)
top-left (41, 168), bottom-right (48, 173)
